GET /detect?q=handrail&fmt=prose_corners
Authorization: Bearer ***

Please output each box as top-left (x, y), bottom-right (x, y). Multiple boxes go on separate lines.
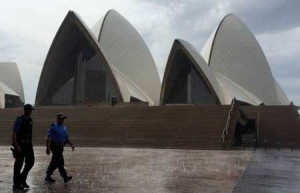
top-left (222, 98), bottom-right (237, 144)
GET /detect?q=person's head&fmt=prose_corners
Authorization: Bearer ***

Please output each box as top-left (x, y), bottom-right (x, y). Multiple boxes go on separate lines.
top-left (56, 113), bottom-right (67, 125)
top-left (23, 104), bottom-right (35, 116)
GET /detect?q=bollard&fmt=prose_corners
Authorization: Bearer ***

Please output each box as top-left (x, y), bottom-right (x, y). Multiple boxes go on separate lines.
top-left (276, 142), bottom-right (280, 151)
top-left (290, 143), bottom-right (294, 151)
top-left (111, 96), bottom-right (117, 107)
top-left (264, 140), bottom-right (268, 151)
top-left (253, 139), bottom-right (257, 149)
top-left (242, 139), bottom-right (246, 149)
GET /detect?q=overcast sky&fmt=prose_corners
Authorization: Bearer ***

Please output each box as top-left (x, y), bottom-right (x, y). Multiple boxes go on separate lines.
top-left (0, 0), bottom-right (299, 105)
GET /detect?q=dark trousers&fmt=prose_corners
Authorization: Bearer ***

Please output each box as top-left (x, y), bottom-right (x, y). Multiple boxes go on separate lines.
top-left (46, 143), bottom-right (67, 178)
top-left (13, 145), bottom-right (35, 186)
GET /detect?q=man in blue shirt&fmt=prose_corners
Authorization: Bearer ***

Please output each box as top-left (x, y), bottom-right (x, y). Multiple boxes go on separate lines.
top-left (12, 104), bottom-right (35, 190)
top-left (45, 113), bottom-right (75, 183)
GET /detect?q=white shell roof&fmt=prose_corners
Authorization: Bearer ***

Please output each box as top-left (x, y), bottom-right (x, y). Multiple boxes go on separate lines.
top-left (0, 80), bottom-right (19, 96)
top-left (201, 26), bottom-right (217, 64)
top-left (91, 10), bottom-right (161, 105)
top-left (274, 78), bottom-right (290, 105)
top-left (0, 80), bottom-right (20, 109)
top-left (176, 39), bottom-right (226, 104)
top-left (214, 72), bottom-right (263, 105)
top-left (36, 11), bottom-right (122, 105)
top-left (110, 65), bottom-right (154, 104)
top-left (201, 14), bottom-right (288, 105)
top-left (91, 14), bottom-right (105, 41)
top-left (0, 62), bottom-right (24, 102)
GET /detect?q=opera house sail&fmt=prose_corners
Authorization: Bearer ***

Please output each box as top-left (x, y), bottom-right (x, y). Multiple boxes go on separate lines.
top-left (201, 14), bottom-right (289, 105)
top-left (36, 10), bottom-right (161, 106)
top-left (35, 11), bottom-right (122, 106)
top-left (160, 39), bottom-right (224, 105)
top-left (161, 14), bottom-right (289, 106)
top-left (91, 10), bottom-right (161, 105)
top-left (0, 62), bottom-right (24, 108)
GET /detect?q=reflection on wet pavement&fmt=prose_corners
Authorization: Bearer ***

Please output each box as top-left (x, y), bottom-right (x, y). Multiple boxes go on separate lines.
top-left (233, 149), bottom-right (300, 193)
top-left (0, 147), bottom-right (253, 193)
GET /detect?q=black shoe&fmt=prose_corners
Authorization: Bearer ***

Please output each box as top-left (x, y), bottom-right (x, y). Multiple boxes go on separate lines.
top-left (45, 175), bottom-right (56, 183)
top-left (63, 176), bottom-right (72, 183)
top-left (21, 181), bottom-right (30, 189)
top-left (13, 184), bottom-right (24, 190)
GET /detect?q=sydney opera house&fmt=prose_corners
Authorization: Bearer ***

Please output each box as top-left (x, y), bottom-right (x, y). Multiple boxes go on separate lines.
top-left (31, 10), bottom-right (299, 149)
top-left (0, 62), bottom-right (24, 108)
top-left (33, 11), bottom-right (289, 107)
top-left (1, 10), bottom-right (299, 149)
top-left (1, 11), bottom-right (291, 109)
top-left (1, 10), bottom-right (300, 192)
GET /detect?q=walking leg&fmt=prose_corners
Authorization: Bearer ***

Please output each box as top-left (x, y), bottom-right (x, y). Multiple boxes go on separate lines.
top-left (13, 152), bottom-right (24, 188)
top-left (20, 147), bottom-right (34, 187)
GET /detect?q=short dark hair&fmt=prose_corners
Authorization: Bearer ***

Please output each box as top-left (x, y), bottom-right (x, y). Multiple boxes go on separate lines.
top-left (57, 113), bottom-right (67, 119)
top-left (24, 104), bottom-right (35, 110)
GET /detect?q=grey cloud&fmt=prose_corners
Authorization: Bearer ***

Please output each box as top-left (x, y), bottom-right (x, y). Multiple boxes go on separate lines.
top-left (136, 0), bottom-right (224, 71)
top-left (139, 1), bottom-right (222, 37)
top-left (225, 0), bottom-right (300, 33)
top-left (256, 28), bottom-right (300, 81)
top-left (0, 31), bottom-right (18, 61)
top-left (0, 28), bottom-right (46, 104)
top-left (272, 58), bottom-right (300, 79)
top-left (277, 78), bottom-right (300, 96)
top-left (166, 1), bottom-right (222, 40)
top-left (139, 0), bottom-right (185, 6)
top-left (144, 0), bottom-right (300, 34)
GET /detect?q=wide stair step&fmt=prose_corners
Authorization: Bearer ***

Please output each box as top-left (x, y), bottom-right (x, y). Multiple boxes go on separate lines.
top-left (0, 105), bottom-right (229, 149)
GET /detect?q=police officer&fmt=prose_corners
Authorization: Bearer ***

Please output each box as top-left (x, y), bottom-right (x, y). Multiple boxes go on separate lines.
top-left (45, 113), bottom-right (74, 183)
top-left (12, 104), bottom-right (35, 190)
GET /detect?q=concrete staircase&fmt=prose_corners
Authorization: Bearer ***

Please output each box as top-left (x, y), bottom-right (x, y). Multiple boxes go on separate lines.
top-left (2, 104), bottom-right (299, 149)
top-left (0, 105), bottom-right (229, 149)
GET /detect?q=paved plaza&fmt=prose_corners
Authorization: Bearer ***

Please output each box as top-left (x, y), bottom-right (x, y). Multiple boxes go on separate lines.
top-left (233, 149), bottom-right (300, 193)
top-left (0, 147), bottom-right (253, 193)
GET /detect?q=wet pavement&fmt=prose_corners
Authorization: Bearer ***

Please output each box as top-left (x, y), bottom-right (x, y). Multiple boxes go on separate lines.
top-left (0, 147), bottom-right (253, 193)
top-left (233, 149), bottom-right (300, 193)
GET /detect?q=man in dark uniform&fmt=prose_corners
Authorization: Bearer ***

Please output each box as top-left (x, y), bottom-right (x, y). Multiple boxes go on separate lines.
top-left (45, 113), bottom-right (74, 183)
top-left (12, 104), bottom-right (35, 190)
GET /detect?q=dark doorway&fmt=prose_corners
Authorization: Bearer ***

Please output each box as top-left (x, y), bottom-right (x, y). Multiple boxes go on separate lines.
top-left (233, 119), bottom-right (256, 148)
top-left (130, 96), bottom-right (143, 102)
top-left (5, 95), bottom-right (23, 108)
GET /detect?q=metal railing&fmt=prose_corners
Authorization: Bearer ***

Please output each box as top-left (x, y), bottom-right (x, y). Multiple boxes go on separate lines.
top-left (222, 98), bottom-right (239, 147)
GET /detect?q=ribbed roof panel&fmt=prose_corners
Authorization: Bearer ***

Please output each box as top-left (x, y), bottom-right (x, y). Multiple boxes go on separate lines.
top-left (93, 10), bottom-right (161, 105)
top-left (207, 14), bottom-right (280, 105)
top-left (0, 62), bottom-right (24, 102)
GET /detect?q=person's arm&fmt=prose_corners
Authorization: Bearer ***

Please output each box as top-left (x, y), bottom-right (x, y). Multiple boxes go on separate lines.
top-left (65, 127), bottom-right (75, 151)
top-left (12, 132), bottom-right (21, 153)
top-left (66, 137), bottom-right (75, 151)
top-left (12, 118), bottom-right (22, 153)
top-left (46, 125), bottom-right (54, 155)
top-left (46, 137), bottom-right (51, 155)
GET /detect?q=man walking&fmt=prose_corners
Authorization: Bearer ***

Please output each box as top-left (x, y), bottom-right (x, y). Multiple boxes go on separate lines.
top-left (45, 113), bottom-right (74, 183)
top-left (12, 104), bottom-right (35, 190)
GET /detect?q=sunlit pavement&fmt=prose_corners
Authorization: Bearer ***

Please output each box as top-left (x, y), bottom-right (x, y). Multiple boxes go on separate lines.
top-left (0, 146), bottom-right (253, 193)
